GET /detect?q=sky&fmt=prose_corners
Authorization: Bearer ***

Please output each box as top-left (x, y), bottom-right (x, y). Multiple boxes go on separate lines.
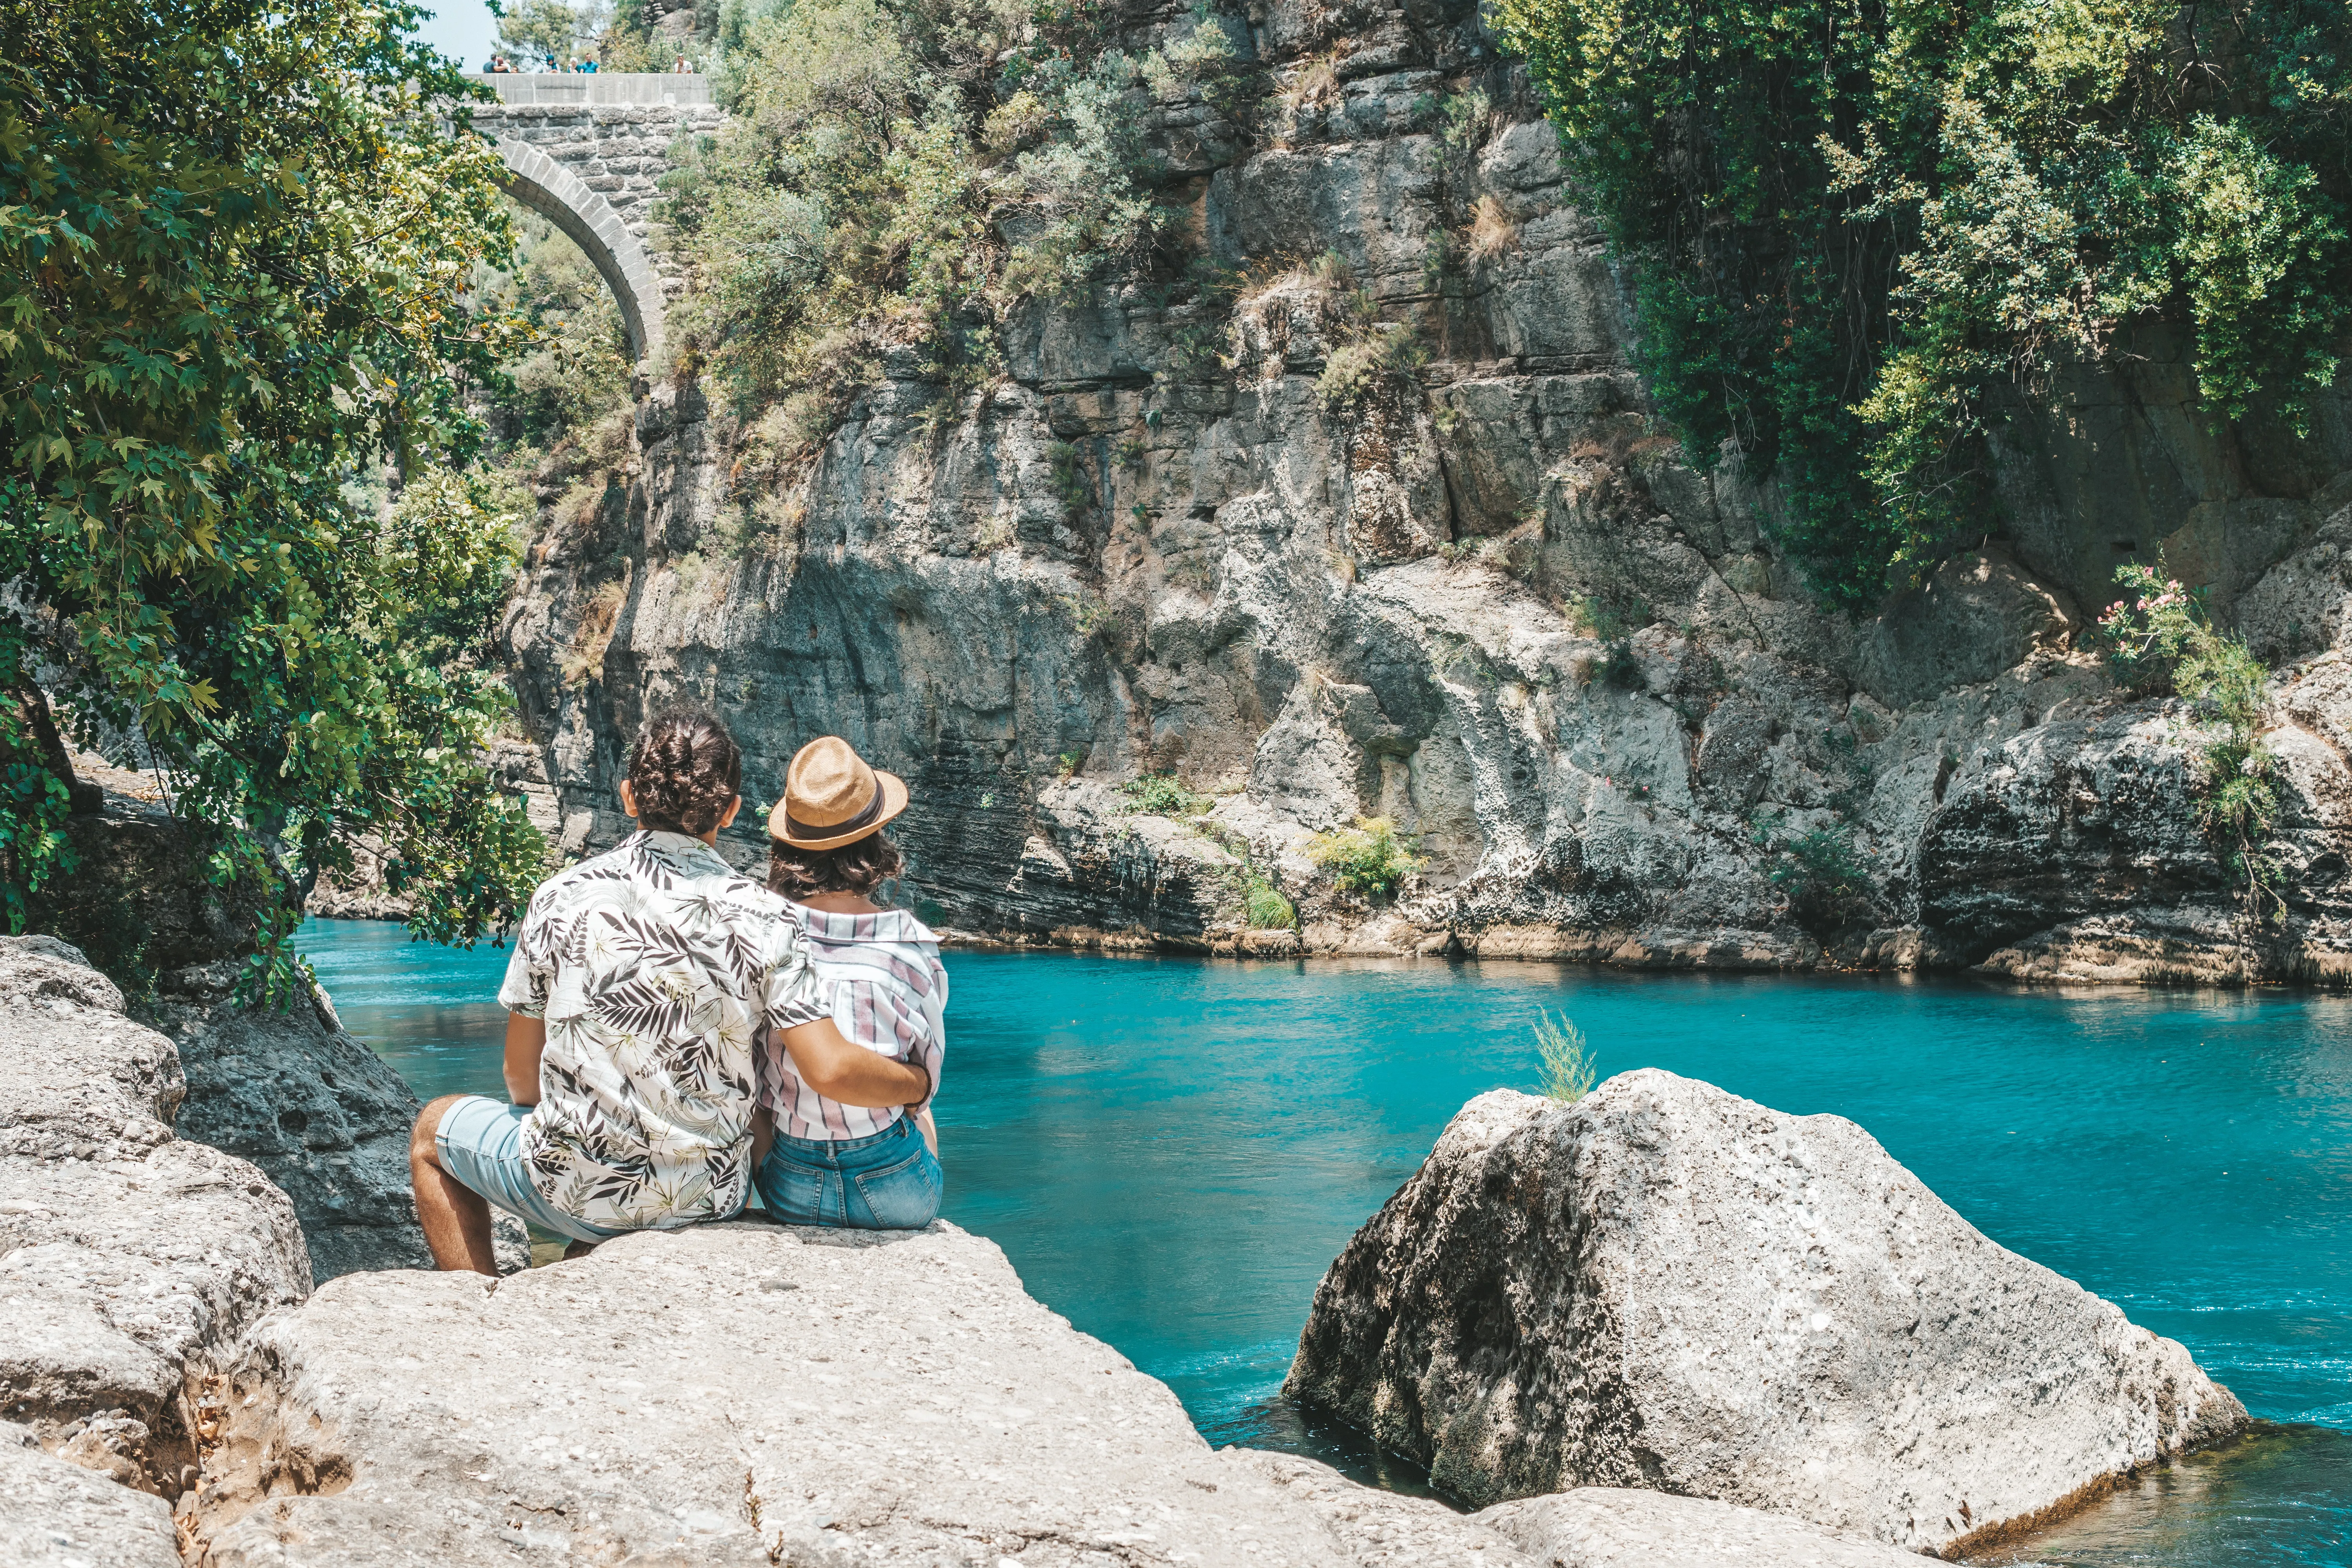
top-left (409, 1), bottom-right (502, 71)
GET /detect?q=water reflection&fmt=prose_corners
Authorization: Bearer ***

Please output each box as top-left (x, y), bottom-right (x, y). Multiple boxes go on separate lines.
top-left (1990, 1425), bottom-right (2352, 1566)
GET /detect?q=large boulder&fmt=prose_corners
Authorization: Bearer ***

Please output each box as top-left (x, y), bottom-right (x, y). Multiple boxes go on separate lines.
top-left (1223, 1449), bottom-right (1536, 1566)
top-left (1283, 1071), bottom-right (2247, 1555)
top-left (0, 1432), bottom-right (180, 1567)
top-left (182, 1221), bottom-right (1511, 1566)
top-left (155, 963), bottom-right (437, 1282)
top-left (0, 936), bottom-right (311, 1495)
top-left (34, 761), bottom-right (464, 1281)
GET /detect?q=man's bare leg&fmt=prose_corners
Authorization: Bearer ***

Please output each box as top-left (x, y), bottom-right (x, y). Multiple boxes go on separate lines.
top-left (409, 1096), bottom-right (501, 1276)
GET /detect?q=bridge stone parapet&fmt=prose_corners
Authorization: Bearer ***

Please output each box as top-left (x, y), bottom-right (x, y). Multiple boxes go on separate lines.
top-left (480, 72), bottom-right (715, 107)
top-left (468, 76), bottom-right (727, 365)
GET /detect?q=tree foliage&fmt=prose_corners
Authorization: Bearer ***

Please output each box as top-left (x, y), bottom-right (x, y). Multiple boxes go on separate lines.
top-left (494, 0), bottom-right (614, 67)
top-left (482, 205), bottom-right (635, 450)
top-left (663, 0), bottom-right (1247, 442)
top-left (2097, 563), bottom-right (2283, 919)
top-left (0, 0), bottom-right (547, 995)
top-left (1496, 0), bottom-right (2352, 608)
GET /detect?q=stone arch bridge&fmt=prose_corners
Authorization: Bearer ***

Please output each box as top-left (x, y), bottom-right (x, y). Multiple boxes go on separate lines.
top-left (472, 74), bottom-right (728, 364)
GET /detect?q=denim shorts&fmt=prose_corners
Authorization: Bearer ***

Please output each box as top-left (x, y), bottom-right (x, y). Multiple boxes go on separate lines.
top-left (757, 1116), bottom-right (942, 1230)
top-left (433, 1095), bottom-right (629, 1246)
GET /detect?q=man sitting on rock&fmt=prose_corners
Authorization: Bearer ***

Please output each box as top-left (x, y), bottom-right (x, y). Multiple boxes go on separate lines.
top-left (407, 710), bottom-right (933, 1273)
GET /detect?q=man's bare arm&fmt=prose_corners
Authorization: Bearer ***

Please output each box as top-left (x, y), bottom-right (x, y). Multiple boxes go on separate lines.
top-left (775, 1018), bottom-right (930, 1108)
top-left (504, 1013), bottom-right (547, 1106)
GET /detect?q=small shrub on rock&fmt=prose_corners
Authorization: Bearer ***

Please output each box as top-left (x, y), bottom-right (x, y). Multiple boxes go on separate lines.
top-left (2097, 561), bottom-right (2283, 920)
top-left (1236, 866), bottom-right (1297, 929)
top-left (1317, 323), bottom-right (1428, 416)
top-left (1122, 773), bottom-right (1212, 818)
top-left (1466, 194), bottom-right (1520, 262)
top-left (1595, 639), bottom-right (1647, 690)
top-left (1759, 819), bottom-right (1878, 931)
top-left (1306, 816), bottom-right (1426, 901)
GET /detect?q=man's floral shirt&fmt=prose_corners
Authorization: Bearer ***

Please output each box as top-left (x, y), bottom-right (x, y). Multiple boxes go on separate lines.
top-left (498, 830), bottom-right (826, 1230)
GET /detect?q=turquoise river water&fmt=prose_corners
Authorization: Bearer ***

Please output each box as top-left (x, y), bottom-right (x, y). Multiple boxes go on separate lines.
top-left (298, 916), bottom-right (2352, 1565)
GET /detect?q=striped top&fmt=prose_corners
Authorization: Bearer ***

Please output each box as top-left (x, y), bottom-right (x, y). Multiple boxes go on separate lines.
top-left (757, 904), bottom-right (947, 1140)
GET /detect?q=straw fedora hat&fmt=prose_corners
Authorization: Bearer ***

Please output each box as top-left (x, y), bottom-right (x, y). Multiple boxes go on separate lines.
top-left (768, 736), bottom-right (908, 851)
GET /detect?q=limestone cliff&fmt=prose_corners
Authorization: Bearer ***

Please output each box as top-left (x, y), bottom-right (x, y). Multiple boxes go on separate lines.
top-left (497, 0), bottom-right (2352, 984)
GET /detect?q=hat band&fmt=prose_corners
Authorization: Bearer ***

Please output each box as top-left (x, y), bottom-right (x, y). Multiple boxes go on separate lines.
top-left (783, 786), bottom-right (883, 844)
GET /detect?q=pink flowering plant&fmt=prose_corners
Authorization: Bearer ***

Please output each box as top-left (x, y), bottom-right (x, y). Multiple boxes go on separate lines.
top-left (2096, 562), bottom-right (2283, 922)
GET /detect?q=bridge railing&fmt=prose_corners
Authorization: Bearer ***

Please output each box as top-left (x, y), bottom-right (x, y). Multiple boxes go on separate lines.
top-left (476, 73), bottom-right (713, 107)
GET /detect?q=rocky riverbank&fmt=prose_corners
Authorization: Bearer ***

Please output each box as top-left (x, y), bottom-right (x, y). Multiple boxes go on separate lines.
top-left (36, 762), bottom-right (523, 1285)
top-left (472, 0), bottom-right (2352, 987)
top-left (0, 936), bottom-right (2249, 1564)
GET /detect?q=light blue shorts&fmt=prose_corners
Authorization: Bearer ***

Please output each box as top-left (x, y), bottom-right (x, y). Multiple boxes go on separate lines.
top-left (433, 1095), bottom-right (625, 1246)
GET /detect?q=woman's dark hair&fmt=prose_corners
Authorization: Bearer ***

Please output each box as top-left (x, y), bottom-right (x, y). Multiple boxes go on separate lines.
top-left (768, 831), bottom-right (903, 901)
top-left (626, 709), bottom-right (742, 836)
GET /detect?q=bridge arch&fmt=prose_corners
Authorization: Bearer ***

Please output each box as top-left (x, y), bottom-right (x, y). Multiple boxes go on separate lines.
top-left (494, 139), bottom-right (667, 364)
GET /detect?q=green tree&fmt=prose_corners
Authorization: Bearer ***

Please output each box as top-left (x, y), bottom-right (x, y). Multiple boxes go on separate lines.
top-left (1496, 0), bottom-right (2352, 608)
top-left (661, 0), bottom-right (1223, 441)
top-left (494, 0), bottom-right (596, 65)
top-left (0, 0), bottom-right (547, 995)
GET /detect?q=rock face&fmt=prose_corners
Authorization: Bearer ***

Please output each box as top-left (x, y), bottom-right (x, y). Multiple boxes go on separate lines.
top-left (156, 964), bottom-right (437, 1283)
top-left (485, 0), bottom-right (2352, 984)
top-left (1229, 1452), bottom-right (1924, 1568)
top-left (1283, 1071), bottom-right (2247, 1555)
top-left (0, 936), bottom-right (311, 1495)
top-left (181, 1219), bottom-right (1924, 1568)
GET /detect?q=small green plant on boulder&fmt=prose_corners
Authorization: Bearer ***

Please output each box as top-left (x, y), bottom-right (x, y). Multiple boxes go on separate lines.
top-left (1235, 866), bottom-right (1297, 929)
top-left (1317, 322), bottom-right (1427, 415)
top-left (1305, 816), bottom-right (1426, 900)
top-left (1048, 441), bottom-right (1094, 518)
top-left (1534, 1010), bottom-right (1597, 1102)
top-left (2097, 562), bottom-right (2283, 920)
top-left (1122, 773), bottom-right (1212, 818)
top-left (1595, 639), bottom-right (1647, 690)
top-left (1570, 594), bottom-right (1627, 641)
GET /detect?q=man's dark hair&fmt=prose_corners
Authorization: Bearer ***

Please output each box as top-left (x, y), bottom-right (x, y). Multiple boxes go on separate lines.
top-left (626, 710), bottom-right (742, 837)
top-left (767, 831), bottom-right (903, 901)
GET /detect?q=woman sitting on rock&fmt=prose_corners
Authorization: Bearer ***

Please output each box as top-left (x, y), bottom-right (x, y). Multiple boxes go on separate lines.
top-left (753, 735), bottom-right (949, 1230)
top-left (407, 711), bottom-right (932, 1273)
